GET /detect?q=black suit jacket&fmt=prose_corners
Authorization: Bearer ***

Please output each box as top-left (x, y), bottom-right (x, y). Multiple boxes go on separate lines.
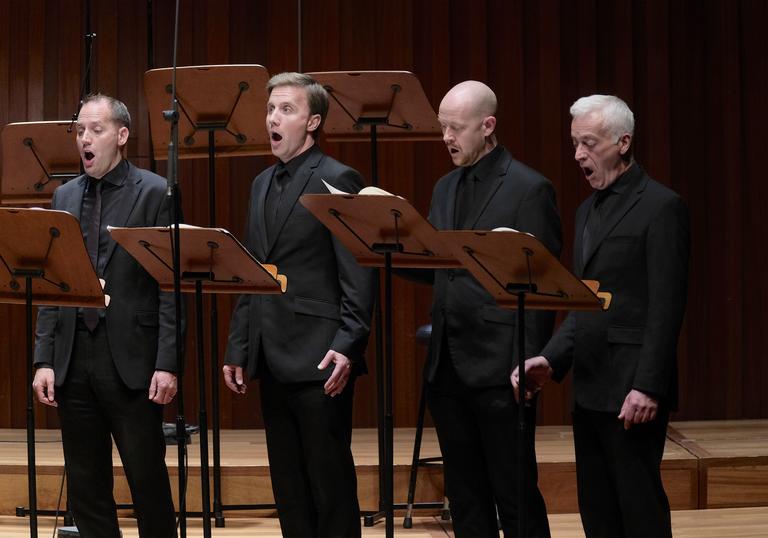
top-left (225, 147), bottom-right (375, 383)
top-left (426, 146), bottom-right (562, 387)
top-left (34, 162), bottom-right (180, 390)
top-left (542, 164), bottom-right (689, 412)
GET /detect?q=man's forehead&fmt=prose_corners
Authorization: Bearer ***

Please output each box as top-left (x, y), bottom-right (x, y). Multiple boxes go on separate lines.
top-left (77, 101), bottom-right (113, 124)
top-left (268, 85), bottom-right (307, 103)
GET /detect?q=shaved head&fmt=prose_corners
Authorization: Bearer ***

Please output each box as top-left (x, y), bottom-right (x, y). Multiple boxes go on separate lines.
top-left (440, 80), bottom-right (498, 119)
top-left (438, 80), bottom-right (498, 166)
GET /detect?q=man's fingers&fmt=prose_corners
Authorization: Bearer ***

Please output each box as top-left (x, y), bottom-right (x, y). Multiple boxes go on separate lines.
top-left (324, 361), bottom-right (351, 396)
top-left (317, 351), bottom-right (334, 370)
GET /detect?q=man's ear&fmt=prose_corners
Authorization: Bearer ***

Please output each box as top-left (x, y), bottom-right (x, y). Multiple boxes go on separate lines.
top-left (307, 114), bottom-right (321, 134)
top-left (617, 133), bottom-right (632, 156)
top-left (482, 116), bottom-right (497, 138)
top-left (117, 126), bottom-right (130, 148)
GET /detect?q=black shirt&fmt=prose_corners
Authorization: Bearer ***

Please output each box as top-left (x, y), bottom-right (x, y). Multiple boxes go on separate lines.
top-left (454, 144), bottom-right (504, 229)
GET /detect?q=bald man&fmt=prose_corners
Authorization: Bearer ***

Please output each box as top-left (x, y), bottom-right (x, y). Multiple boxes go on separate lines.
top-left (421, 81), bottom-right (561, 537)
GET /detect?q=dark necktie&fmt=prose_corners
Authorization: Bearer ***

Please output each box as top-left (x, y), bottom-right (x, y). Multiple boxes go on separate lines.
top-left (455, 169), bottom-right (477, 229)
top-left (266, 165), bottom-right (288, 244)
top-left (82, 179), bottom-right (102, 331)
top-left (582, 188), bottom-right (611, 262)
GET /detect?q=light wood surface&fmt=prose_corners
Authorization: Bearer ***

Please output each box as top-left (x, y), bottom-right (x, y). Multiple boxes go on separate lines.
top-left (1, 421), bottom-right (766, 517)
top-left (2, 508), bottom-right (768, 537)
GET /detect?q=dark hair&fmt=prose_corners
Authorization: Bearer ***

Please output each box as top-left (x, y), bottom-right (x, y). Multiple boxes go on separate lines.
top-left (267, 72), bottom-right (328, 138)
top-left (81, 93), bottom-right (131, 130)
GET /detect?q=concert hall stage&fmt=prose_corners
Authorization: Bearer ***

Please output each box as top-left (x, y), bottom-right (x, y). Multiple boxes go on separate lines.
top-left (0, 420), bottom-right (766, 536)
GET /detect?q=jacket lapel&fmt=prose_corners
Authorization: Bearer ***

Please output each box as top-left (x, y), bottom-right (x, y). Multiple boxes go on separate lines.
top-left (582, 167), bottom-right (648, 268)
top-left (103, 163), bottom-right (142, 270)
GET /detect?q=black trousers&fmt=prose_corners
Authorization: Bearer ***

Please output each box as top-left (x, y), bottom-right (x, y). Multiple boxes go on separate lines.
top-left (259, 364), bottom-right (360, 538)
top-left (426, 355), bottom-right (551, 538)
top-left (56, 320), bottom-right (176, 538)
top-left (573, 406), bottom-right (672, 538)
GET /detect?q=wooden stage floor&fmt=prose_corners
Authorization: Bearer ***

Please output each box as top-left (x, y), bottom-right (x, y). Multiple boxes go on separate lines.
top-left (2, 508), bottom-right (768, 537)
top-left (0, 420), bottom-right (767, 533)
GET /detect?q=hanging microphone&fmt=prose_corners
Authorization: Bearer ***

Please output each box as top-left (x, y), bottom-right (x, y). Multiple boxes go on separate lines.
top-left (67, 31), bottom-right (97, 133)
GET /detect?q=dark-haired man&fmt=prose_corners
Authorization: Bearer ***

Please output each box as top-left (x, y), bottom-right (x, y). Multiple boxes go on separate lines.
top-left (223, 72), bottom-right (375, 538)
top-left (33, 94), bottom-right (180, 537)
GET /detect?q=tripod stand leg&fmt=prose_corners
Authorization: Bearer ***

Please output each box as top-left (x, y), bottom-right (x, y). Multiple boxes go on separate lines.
top-left (404, 376), bottom-right (428, 529)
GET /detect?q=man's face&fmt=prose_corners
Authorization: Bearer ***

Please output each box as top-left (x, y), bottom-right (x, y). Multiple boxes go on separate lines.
top-left (438, 97), bottom-right (493, 167)
top-left (266, 85), bottom-right (320, 163)
top-left (75, 99), bottom-right (128, 179)
top-left (571, 112), bottom-right (631, 190)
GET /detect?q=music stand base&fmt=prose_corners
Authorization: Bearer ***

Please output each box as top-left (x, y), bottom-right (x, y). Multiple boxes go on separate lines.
top-left (57, 528), bottom-right (122, 537)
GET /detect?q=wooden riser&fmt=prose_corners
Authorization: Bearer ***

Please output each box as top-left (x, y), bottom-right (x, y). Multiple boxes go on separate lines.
top-left (1, 420), bottom-right (766, 517)
top-left (3, 508), bottom-right (768, 537)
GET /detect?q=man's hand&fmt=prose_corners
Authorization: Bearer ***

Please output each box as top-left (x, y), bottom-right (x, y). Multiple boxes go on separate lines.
top-left (511, 356), bottom-right (553, 403)
top-left (318, 350), bottom-right (353, 397)
top-left (148, 371), bottom-right (177, 405)
top-left (222, 364), bottom-right (247, 394)
top-left (33, 368), bottom-right (57, 407)
top-left (618, 389), bottom-right (658, 430)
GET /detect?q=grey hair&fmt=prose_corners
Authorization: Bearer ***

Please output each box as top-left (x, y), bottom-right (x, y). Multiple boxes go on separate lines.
top-left (267, 72), bottom-right (329, 139)
top-left (81, 93), bottom-right (131, 130)
top-left (570, 94), bottom-right (634, 141)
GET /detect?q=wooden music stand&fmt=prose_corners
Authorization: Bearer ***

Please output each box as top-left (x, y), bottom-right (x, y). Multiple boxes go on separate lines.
top-left (447, 229), bottom-right (611, 311)
top-left (144, 64), bottom-right (274, 528)
top-left (304, 71), bottom-right (441, 536)
top-left (301, 191), bottom-right (459, 537)
top-left (109, 225), bottom-right (286, 536)
top-left (1, 121), bottom-right (80, 205)
top-left (0, 208), bottom-right (105, 538)
top-left (143, 65), bottom-right (272, 161)
top-left (302, 191), bottom-right (458, 268)
top-left (442, 228), bottom-right (608, 538)
top-left (308, 71), bottom-right (442, 143)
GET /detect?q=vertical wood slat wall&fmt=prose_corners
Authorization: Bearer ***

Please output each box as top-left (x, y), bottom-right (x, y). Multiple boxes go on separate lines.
top-left (1, 0), bottom-right (766, 429)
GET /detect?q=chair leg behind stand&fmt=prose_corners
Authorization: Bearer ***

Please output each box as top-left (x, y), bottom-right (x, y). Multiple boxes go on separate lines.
top-left (403, 331), bottom-right (451, 528)
top-left (403, 376), bottom-right (428, 529)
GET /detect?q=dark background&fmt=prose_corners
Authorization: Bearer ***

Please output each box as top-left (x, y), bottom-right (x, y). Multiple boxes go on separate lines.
top-left (1, 0), bottom-right (765, 429)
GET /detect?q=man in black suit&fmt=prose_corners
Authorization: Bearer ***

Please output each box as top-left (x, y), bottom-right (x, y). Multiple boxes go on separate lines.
top-left (513, 94), bottom-right (689, 538)
top-left (412, 80), bottom-right (561, 537)
top-left (223, 72), bottom-right (375, 538)
top-left (32, 94), bottom-right (179, 537)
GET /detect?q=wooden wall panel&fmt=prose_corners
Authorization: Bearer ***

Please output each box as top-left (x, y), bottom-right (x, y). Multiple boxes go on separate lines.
top-left (0, 0), bottom-right (766, 430)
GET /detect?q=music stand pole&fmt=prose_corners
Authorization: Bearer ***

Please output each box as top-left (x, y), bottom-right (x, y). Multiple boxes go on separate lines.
top-left (207, 130), bottom-right (224, 529)
top-left (516, 290), bottom-right (527, 537)
top-left (194, 279), bottom-right (212, 538)
top-left (23, 274), bottom-right (38, 538)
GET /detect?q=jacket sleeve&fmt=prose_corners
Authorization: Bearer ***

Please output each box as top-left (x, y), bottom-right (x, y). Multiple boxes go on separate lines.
top-left (328, 168), bottom-right (376, 361)
top-left (632, 195), bottom-right (690, 398)
top-left (34, 189), bottom-right (61, 366)
top-left (224, 179), bottom-right (260, 368)
top-left (541, 312), bottom-right (576, 382)
top-left (154, 186), bottom-right (186, 372)
top-left (515, 180), bottom-right (563, 358)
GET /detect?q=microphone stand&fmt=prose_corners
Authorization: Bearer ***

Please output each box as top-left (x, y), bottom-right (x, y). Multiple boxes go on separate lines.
top-left (162, 1), bottom-right (188, 536)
